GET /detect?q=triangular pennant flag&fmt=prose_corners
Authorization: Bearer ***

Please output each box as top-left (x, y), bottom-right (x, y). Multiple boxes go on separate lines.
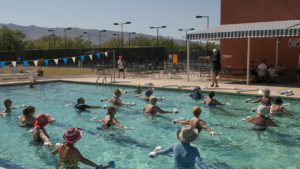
top-left (12, 61), bottom-right (17, 68)
top-left (63, 58), bottom-right (68, 64)
top-left (81, 55), bottom-right (85, 61)
top-left (0, 61), bottom-right (5, 67)
top-left (89, 54), bottom-right (93, 61)
top-left (23, 61), bottom-right (28, 68)
top-left (105, 52), bottom-right (108, 57)
top-left (34, 60), bottom-right (38, 67)
top-left (96, 53), bottom-right (100, 59)
top-left (54, 59), bottom-right (59, 65)
top-left (44, 60), bottom-right (49, 66)
top-left (72, 57), bottom-right (76, 63)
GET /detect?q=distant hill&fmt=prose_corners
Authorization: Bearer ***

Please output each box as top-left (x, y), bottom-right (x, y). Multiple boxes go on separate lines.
top-left (0, 23), bottom-right (185, 45)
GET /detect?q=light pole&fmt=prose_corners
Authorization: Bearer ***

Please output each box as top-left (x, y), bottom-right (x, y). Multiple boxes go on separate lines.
top-left (64, 27), bottom-right (72, 48)
top-left (196, 16), bottom-right (209, 55)
top-left (99, 30), bottom-right (106, 48)
top-left (178, 28), bottom-right (195, 51)
top-left (83, 31), bottom-right (91, 47)
top-left (113, 21), bottom-right (131, 48)
top-left (149, 26), bottom-right (166, 46)
top-left (48, 29), bottom-right (56, 48)
top-left (112, 33), bottom-right (120, 47)
top-left (128, 32), bottom-right (136, 48)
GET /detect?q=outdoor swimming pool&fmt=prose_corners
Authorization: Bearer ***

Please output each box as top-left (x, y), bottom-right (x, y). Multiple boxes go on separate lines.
top-left (0, 82), bottom-right (299, 169)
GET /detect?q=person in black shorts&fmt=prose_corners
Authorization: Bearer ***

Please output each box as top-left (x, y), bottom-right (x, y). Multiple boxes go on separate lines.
top-left (211, 49), bottom-right (221, 87)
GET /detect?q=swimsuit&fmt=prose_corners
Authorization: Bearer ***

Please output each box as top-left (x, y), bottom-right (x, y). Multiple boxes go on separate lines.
top-left (251, 117), bottom-right (268, 131)
top-left (58, 143), bottom-right (79, 169)
top-left (261, 97), bottom-right (272, 106)
top-left (74, 104), bottom-right (89, 111)
top-left (189, 92), bottom-right (204, 100)
top-left (270, 106), bottom-right (283, 116)
top-left (97, 117), bottom-right (114, 130)
top-left (206, 102), bottom-right (216, 108)
top-left (144, 107), bottom-right (157, 116)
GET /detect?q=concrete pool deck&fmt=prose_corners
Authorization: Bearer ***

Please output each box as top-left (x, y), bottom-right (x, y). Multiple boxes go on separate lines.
top-left (1, 74), bottom-right (300, 99)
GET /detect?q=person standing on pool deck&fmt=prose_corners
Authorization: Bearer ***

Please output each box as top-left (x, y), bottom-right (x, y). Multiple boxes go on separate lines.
top-left (244, 105), bottom-right (279, 131)
top-left (175, 106), bottom-right (222, 136)
top-left (249, 89), bottom-right (273, 107)
top-left (51, 127), bottom-right (106, 169)
top-left (143, 96), bottom-right (178, 117)
top-left (148, 125), bottom-right (208, 169)
top-left (117, 55), bottom-right (125, 79)
top-left (92, 106), bottom-right (133, 130)
top-left (32, 113), bottom-right (54, 146)
top-left (75, 97), bottom-right (104, 112)
top-left (0, 99), bottom-right (26, 116)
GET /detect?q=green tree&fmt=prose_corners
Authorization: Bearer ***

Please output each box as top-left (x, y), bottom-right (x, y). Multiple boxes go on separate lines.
top-left (0, 26), bottom-right (26, 51)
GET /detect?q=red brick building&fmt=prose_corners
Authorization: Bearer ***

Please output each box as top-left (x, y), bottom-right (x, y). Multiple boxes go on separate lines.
top-left (220, 0), bottom-right (300, 69)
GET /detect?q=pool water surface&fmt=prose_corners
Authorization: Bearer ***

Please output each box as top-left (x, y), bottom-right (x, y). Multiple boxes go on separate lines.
top-left (0, 82), bottom-right (299, 169)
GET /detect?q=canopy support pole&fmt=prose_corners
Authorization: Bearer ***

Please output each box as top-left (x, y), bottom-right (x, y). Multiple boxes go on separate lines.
top-left (246, 37), bottom-right (250, 85)
top-left (187, 37), bottom-right (190, 81)
top-left (275, 38), bottom-right (279, 67)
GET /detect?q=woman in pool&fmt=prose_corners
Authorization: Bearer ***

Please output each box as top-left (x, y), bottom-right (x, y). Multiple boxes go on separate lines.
top-left (175, 106), bottom-right (221, 135)
top-left (19, 106), bottom-right (35, 127)
top-left (137, 89), bottom-right (153, 101)
top-left (51, 127), bottom-right (106, 169)
top-left (143, 96), bottom-right (178, 117)
top-left (75, 97), bottom-right (104, 112)
top-left (184, 86), bottom-right (204, 100)
top-left (133, 85), bottom-right (143, 94)
top-left (270, 97), bottom-right (293, 117)
top-left (203, 91), bottom-right (225, 108)
top-left (32, 113), bottom-right (54, 146)
top-left (92, 106), bottom-right (133, 130)
top-left (249, 89), bottom-right (273, 107)
top-left (0, 99), bottom-right (25, 116)
top-left (149, 125), bottom-right (208, 169)
top-left (106, 89), bottom-right (133, 106)
top-left (244, 105), bottom-right (279, 131)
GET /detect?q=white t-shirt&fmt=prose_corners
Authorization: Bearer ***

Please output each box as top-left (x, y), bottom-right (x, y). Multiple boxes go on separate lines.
top-left (118, 59), bottom-right (125, 69)
top-left (258, 63), bottom-right (267, 71)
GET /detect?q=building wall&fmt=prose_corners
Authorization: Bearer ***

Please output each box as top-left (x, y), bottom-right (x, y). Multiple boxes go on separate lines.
top-left (221, 0), bottom-right (300, 25)
top-left (220, 0), bottom-right (300, 69)
top-left (221, 38), bottom-right (300, 68)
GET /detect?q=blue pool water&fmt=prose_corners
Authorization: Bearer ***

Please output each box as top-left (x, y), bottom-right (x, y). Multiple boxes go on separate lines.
top-left (0, 82), bottom-right (299, 169)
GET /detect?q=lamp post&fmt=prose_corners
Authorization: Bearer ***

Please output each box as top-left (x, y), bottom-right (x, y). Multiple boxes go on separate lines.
top-left (99, 30), bottom-right (107, 48)
top-left (149, 26), bottom-right (166, 46)
top-left (48, 29), bottom-right (56, 48)
top-left (64, 27), bottom-right (72, 48)
top-left (113, 21), bottom-right (131, 48)
top-left (196, 15), bottom-right (209, 55)
top-left (178, 28), bottom-right (195, 51)
top-left (112, 33), bottom-right (120, 47)
top-left (83, 31), bottom-right (91, 47)
top-left (128, 32), bottom-right (136, 48)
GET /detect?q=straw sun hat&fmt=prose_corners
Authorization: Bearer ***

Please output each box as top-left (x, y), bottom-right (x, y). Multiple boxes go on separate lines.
top-left (177, 125), bottom-right (199, 143)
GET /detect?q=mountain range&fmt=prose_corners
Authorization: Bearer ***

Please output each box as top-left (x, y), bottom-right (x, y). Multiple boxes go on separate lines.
top-left (0, 23), bottom-right (185, 45)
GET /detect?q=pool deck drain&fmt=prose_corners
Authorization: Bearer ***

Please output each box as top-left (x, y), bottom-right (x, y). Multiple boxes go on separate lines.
top-left (1, 75), bottom-right (300, 99)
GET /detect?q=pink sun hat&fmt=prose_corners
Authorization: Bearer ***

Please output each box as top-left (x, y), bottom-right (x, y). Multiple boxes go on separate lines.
top-left (63, 127), bottom-right (83, 143)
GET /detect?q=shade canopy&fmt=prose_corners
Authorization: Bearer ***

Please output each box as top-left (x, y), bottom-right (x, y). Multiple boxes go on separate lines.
top-left (188, 20), bottom-right (300, 40)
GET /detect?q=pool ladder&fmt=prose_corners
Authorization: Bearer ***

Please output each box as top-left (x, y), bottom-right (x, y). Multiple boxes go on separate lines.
top-left (96, 72), bottom-right (112, 84)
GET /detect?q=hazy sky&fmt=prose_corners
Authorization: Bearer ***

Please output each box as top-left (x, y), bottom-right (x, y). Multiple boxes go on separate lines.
top-left (0, 0), bottom-right (220, 39)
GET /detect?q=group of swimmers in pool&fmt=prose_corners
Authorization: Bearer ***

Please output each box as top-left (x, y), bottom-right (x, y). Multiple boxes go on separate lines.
top-left (0, 86), bottom-right (295, 169)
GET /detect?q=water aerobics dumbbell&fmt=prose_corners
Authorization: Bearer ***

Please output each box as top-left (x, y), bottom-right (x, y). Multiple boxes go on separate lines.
top-left (98, 161), bottom-right (115, 169)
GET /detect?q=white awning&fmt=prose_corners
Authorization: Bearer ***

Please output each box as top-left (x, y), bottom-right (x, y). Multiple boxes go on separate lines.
top-left (188, 20), bottom-right (300, 40)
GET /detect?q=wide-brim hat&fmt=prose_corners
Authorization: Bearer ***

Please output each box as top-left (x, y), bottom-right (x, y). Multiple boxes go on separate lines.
top-left (33, 113), bottom-right (52, 128)
top-left (177, 125), bottom-right (199, 143)
top-left (257, 105), bottom-right (269, 115)
top-left (63, 127), bottom-right (82, 144)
